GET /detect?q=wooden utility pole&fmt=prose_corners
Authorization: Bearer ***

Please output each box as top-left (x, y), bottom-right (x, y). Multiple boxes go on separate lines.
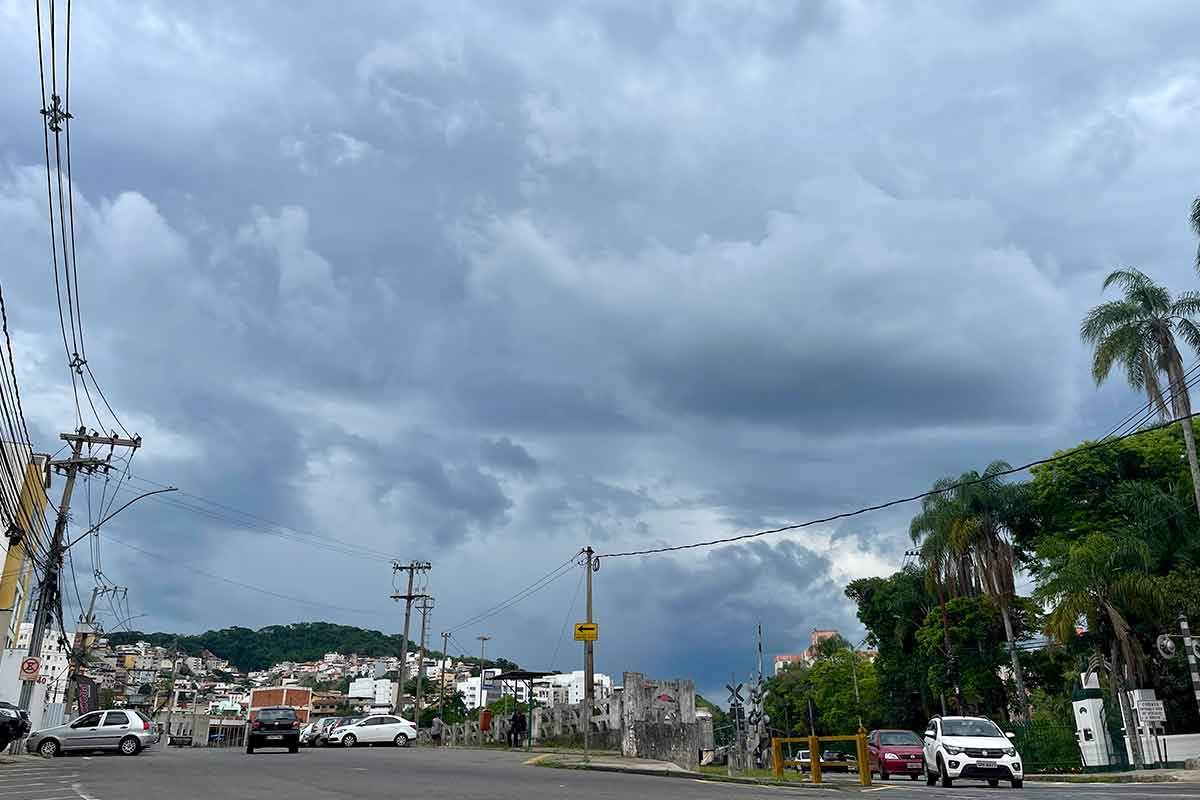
top-left (583, 546), bottom-right (594, 757)
top-left (390, 561), bottom-right (430, 714)
top-left (19, 428), bottom-right (139, 713)
top-left (413, 596), bottom-right (434, 728)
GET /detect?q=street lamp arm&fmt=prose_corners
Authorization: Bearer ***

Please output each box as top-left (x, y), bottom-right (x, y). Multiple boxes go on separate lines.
top-left (64, 487), bottom-right (178, 550)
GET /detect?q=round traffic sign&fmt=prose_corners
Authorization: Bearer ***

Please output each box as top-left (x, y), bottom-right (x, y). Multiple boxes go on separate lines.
top-left (20, 656), bottom-right (41, 679)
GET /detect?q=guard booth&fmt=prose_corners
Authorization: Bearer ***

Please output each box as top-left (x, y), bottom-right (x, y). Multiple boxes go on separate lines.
top-left (772, 729), bottom-right (872, 786)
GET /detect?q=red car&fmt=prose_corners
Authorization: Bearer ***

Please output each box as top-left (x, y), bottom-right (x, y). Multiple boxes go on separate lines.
top-left (867, 729), bottom-right (926, 781)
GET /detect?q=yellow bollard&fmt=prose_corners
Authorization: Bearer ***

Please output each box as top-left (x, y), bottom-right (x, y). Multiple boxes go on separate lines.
top-left (808, 735), bottom-right (822, 784)
top-left (772, 738), bottom-right (783, 779)
top-left (857, 727), bottom-right (872, 787)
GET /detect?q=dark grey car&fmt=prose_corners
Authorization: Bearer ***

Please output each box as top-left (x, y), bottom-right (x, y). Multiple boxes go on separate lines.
top-left (26, 709), bottom-right (157, 756)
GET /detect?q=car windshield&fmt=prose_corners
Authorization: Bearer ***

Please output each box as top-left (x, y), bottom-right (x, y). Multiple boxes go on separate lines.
top-left (942, 719), bottom-right (1003, 738)
top-left (880, 731), bottom-right (922, 746)
top-left (258, 709), bottom-right (297, 721)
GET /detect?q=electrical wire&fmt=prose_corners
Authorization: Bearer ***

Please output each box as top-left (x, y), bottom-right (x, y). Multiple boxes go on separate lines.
top-left (598, 406), bottom-right (1200, 559)
top-left (550, 565), bottom-right (585, 670)
top-left (446, 554), bottom-right (580, 633)
top-left (103, 533), bottom-right (390, 617)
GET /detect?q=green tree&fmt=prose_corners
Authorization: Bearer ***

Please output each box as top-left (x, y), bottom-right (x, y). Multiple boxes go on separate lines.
top-left (1035, 532), bottom-right (1162, 768)
top-left (910, 462), bottom-right (1031, 717)
top-left (1081, 267), bottom-right (1200, 515)
top-left (846, 568), bottom-right (937, 729)
top-left (915, 596), bottom-right (1014, 717)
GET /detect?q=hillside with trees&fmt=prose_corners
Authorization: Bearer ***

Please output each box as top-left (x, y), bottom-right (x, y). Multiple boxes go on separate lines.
top-left (106, 621), bottom-right (519, 673)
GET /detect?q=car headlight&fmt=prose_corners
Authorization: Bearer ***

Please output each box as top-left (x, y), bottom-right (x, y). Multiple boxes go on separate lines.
top-left (883, 752), bottom-right (900, 760)
top-left (944, 746), bottom-right (962, 756)
top-left (1005, 748), bottom-right (1016, 757)
top-left (0, 708), bottom-right (16, 718)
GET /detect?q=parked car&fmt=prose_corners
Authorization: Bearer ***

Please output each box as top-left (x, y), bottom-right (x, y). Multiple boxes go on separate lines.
top-left (25, 709), bottom-right (156, 757)
top-left (820, 749), bottom-right (855, 773)
top-left (299, 722), bottom-right (319, 746)
top-left (0, 701), bottom-right (30, 751)
top-left (867, 729), bottom-right (925, 781)
top-left (922, 716), bottom-right (1023, 788)
top-left (313, 716), bottom-right (353, 747)
top-left (792, 748), bottom-right (811, 772)
top-left (327, 714), bottom-right (417, 748)
top-left (246, 706), bottom-right (302, 754)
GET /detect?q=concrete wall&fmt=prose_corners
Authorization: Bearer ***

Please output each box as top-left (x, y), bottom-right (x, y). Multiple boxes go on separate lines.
top-left (620, 673), bottom-right (698, 770)
top-left (1161, 734), bottom-right (1200, 763)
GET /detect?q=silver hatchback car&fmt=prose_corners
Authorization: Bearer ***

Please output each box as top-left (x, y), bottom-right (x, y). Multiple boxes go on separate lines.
top-left (26, 709), bottom-right (157, 756)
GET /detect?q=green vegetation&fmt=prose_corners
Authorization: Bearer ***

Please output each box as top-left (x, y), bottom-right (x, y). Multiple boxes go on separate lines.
top-left (107, 621), bottom-right (519, 673)
top-left (832, 210), bottom-right (1200, 772)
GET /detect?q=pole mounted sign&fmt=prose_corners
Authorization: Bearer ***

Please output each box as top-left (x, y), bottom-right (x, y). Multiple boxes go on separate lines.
top-left (1138, 700), bottom-right (1167, 723)
top-left (19, 656), bottom-right (41, 682)
top-left (574, 623), bottom-right (598, 641)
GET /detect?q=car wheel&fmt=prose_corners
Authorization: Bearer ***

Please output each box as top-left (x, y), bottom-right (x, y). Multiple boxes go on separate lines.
top-left (925, 765), bottom-right (937, 786)
top-left (288, 743), bottom-right (299, 754)
top-left (394, 733), bottom-right (409, 747)
top-left (342, 734), bottom-right (357, 748)
top-left (119, 736), bottom-right (141, 756)
top-left (1011, 778), bottom-right (1023, 789)
top-left (878, 767), bottom-right (888, 781)
top-left (39, 739), bottom-right (60, 758)
top-left (909, 772), bottom-right (919, 781)
top-left (988, 779), bottom-right (999, 787)
top-left (938, 756), bottom-right (953, 788)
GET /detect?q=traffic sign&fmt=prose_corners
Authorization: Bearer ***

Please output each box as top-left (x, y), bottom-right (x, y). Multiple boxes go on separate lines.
top-left (574, 623), bottom-right (598, 641)
top-left (1138, 700), bottom-right (1167, 723)
top-left (19, 656), bottom-right (40, 682)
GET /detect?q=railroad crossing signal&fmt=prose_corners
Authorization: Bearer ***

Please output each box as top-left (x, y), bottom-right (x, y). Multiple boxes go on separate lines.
top-left (727, 683), bottom-right (744, 706)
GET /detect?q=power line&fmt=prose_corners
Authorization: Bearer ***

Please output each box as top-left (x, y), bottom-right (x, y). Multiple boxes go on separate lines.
top-left (103, 534), bottom-right (388, 618)
top-left (598, 407), bottom-right (1200, 559)
top-left (550, 564), bottom-right (585, 669)
top-left (446, 554), bottom-right (579, 634)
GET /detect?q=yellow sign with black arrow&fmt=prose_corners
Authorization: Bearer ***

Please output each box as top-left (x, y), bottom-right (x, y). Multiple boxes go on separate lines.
top-left (574, 622), bottom-right (598, 641)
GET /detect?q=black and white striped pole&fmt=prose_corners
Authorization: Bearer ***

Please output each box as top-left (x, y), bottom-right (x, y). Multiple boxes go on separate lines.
top-left (1178, 615), bottom-right (1200, 718)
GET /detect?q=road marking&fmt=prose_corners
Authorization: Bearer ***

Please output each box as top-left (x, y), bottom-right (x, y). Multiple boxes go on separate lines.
top-left (524, 754), bottom-right (550, 765)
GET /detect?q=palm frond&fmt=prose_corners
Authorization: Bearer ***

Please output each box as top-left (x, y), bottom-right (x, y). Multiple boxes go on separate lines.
top-left (1191, 197), bottom-right (1200, 272)
top-left (1081, 300), bottom-right (1143, 345)
top-left (1101, 268), bottom-right (1155, 295)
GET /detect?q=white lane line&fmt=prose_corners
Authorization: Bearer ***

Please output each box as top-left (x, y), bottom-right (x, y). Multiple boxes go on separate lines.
top-left (71, 783), bottom-right (104, 800)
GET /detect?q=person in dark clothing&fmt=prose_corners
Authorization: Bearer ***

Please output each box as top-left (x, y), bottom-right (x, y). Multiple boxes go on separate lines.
top-left (507, 710), bottom-right (527, 748)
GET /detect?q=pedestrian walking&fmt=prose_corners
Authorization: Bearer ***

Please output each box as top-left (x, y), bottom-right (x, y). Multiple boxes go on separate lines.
top-left (431, 716), bottom-right (445, 746)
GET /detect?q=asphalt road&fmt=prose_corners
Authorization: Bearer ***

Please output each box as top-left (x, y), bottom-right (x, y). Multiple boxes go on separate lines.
top-left (4, 744), bottom-right (1200, 799)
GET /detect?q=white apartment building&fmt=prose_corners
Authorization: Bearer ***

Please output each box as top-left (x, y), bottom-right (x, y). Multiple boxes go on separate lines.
top-left (532, 671), bottom-right (613, 707)
top-left (457, 669), bottom-right (534, 710)
top-left (12, 621), bottom-right (77, 704)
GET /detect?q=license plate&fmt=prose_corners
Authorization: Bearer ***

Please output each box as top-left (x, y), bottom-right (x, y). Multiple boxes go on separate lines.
top-left (907, 762), bottom-right (921, 769)
top-left (976, 760), bottom-right (996, 769)
top-left (267, 735), bottom-right (283, 740)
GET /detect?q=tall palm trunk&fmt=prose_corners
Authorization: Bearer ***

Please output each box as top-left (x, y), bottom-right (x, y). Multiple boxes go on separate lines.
top-left (1111, 639), bottom-right (1145, 770)
top-left (936, 583), bottom-right (963, 713)
top-left (1165, 353), bottom-right (1200, 517)
top-left (999, 605), bottom-right (1030, 720)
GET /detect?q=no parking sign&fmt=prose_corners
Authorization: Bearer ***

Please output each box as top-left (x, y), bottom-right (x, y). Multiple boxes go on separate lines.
top-left (19, 656), bottom-right (40, 682)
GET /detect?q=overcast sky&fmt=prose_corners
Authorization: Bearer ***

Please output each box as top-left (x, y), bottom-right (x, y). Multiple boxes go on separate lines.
top-left (2, 1), bottom-right (1199, 700)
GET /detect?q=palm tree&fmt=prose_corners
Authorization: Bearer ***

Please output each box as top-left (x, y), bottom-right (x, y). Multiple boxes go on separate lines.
top-left (1081, 268), bottom-right (1200, 516)
top-left (1035, 533), bottom-right (1161, 769)
top-left (910, 462), bottom-right (1029, 718)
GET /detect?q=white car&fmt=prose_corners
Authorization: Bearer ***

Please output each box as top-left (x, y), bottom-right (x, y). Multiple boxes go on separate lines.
top-left (922, 716), bottom-right (1023, 788)
top-left (327, 714), bottom-right (417, 748)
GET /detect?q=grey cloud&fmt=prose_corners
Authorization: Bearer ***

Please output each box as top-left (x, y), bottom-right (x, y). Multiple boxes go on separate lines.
top-left (2, 1), bottom-right (1200, 693)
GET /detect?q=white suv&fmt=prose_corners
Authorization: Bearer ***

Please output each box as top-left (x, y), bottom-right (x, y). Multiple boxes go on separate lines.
top-left (922, 716), bottom-right (1023, 788)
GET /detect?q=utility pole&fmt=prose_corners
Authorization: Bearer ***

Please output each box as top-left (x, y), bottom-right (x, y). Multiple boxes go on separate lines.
top-left (413, 596), bottom-right (434, 728)
top-left (19, 427), bottom-right (139, 713)
top-left (161, 637), bottom-right (180, 741)
top-left (583, 546), bottom-right (595, 758)
top-left (65, 584), bottom-right (125, 715)
top-left (476, 635), bottom-right (491, 712)
top-left (390, 560), bottom-right (430, 715)
top-left (439, 631), bottom-right (450, 715)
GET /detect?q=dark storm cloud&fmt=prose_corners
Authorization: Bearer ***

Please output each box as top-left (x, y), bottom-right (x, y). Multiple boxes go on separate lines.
top-left (2, 1), bottom-right (1200, 689)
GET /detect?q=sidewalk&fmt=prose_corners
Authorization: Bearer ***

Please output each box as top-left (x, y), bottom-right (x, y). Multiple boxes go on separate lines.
top-left (1025, 769), bottom-right (1199, 784)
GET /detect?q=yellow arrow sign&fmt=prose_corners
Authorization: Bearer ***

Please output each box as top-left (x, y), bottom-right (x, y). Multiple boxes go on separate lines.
top-left (574, 623), bottom-right (598, 641)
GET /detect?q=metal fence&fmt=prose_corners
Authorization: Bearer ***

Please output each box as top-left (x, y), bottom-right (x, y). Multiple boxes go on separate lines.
top-left (1003, 721), bottom-right (1083, 774)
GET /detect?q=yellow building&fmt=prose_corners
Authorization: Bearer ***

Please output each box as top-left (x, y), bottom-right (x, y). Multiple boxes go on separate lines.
top-left (0, 443), bottom-right (51, 651)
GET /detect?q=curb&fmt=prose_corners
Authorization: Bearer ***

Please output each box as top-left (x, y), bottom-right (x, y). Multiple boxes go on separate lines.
top-left (1025, 773), bottom-right (1181, 784)
top-left (540, 760), bottom-right (844, 790)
